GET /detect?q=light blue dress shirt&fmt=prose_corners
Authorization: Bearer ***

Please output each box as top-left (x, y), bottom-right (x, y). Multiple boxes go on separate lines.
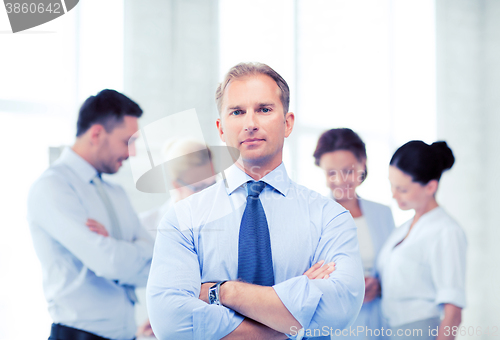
top-left (27, 147), bottom-right (154, 340)
top-left (147, 163), bottom-right (364, 340)
top-left (376, 207), bottom-right (467, 328)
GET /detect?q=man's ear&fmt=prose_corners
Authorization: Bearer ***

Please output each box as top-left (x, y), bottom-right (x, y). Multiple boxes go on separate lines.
top-left (88, 124), bottom-right (105, 145)
top-left (284, 112), bottom-right (295, 138)
top-left (216, 118), bottom-right (225, 142)
top-left (87, 124), bottom-right (104, 145)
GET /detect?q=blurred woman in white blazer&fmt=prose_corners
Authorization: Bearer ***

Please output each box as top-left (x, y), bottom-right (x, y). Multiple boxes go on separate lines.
top-left (139, 138), bottom-right (216, 236)
top-left (314, 128), bottom-right (395, 340)
top-left (377, 140), bottom-right (466, 340)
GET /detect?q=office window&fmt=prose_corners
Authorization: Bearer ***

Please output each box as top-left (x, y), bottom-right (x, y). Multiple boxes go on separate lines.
top-left (0, 1), bottom-right (124, 338)
top-left (219, 0), bottom-right (436, 225)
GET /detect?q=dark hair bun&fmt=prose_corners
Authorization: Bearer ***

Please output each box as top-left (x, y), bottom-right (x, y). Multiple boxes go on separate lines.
top-left (431, 141), bottom-right (455, 172)
top-left (390, 140), bottom-right (455, 184)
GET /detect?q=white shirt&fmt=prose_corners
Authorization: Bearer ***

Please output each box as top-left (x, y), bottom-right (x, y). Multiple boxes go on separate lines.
top-left (376, 207), bottom-right (467, 327)
top-left (27, 147), bottom-right (154, 339)
top-left (354, 216), bottom-right (375, 276)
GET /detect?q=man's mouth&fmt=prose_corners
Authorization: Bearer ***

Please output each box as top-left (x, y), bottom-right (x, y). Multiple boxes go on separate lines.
top-left (241, 138), bottom-right (264, 144)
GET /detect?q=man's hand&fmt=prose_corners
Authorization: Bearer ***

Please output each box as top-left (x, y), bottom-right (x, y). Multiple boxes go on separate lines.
top-left (86, 218), bottom-right (109, 237)
top-left (303, 260), bottom-right (335, 279)
top-left (136, 319), bottom-right (156, 338)
top-left (363, 276), bottom-right (381, 303)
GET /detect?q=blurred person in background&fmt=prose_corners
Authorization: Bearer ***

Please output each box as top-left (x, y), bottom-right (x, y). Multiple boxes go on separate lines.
top-left (313, 128), bottom-right (395, 340)
top-left (91, 138), bottom-right (217, 338)
top-left (27, 89), bottom-right (154, 340)
top-left (135, 138), bottom-right (216, 338)
top-left (377, 141), bottom-right (466, 340)
top-left (139, 138), bottom-right (217, 236)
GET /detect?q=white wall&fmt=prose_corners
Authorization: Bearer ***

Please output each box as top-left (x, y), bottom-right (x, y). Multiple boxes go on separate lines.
top-left (436, 0), bottom-right (500, 338)
top-left (123, 0), bottom-right (220, 328)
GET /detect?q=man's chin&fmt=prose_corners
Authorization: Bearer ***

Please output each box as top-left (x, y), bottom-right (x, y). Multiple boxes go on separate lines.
top-left (98, 164), bottom-right (120, 175)
top-left (239, 153), bottom-right (265, 166)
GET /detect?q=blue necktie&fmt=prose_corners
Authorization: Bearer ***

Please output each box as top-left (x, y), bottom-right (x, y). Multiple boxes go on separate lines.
top-left (238, 181), bottom-right (275, 286)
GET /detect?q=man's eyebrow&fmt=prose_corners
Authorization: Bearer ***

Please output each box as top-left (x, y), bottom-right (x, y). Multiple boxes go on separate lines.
top-left (225, 103), bottom-right (276, 111)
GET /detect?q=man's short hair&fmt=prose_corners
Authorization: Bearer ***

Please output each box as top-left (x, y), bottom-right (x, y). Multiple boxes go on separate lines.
top-left (215, 62), bottom-right (290, 114)
top-left (76, 89), bottom-right (143, 137)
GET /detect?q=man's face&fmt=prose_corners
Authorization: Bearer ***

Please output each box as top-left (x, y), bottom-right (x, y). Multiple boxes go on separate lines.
top-left (95, 115), bottom-right (139, 174)
top-left (216, 74), bottom-right (294, 171)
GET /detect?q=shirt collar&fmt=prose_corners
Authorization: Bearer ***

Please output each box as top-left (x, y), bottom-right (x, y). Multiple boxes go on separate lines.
top-left (416, 206), bottom-right (443, 225)
top-left (56, 147), bottom-right (99, 184)
top-left (224, 162), bottom-right (290, 196)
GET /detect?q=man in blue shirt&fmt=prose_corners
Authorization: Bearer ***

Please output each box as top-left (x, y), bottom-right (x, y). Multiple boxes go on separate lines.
top-left (147, 63), bottom-right (364, 339)
top-left (27, 89), bottom-right (154, 340)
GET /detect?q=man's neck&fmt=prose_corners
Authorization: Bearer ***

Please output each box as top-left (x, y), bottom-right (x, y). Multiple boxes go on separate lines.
top-left (71, 141), bottom-right (97, 171)
top-left (235, 158), bottom-right (282, 181)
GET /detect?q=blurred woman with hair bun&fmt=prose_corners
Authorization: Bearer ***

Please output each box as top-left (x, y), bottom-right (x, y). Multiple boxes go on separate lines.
top-left (377, 140), bottom-right (467, 340)
top-left (314, 128), bottom-right (396, 340)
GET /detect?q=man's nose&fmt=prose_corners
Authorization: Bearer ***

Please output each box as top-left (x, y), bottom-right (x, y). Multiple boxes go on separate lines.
top-left (244, 111), bottom-right (258, 132)
top-left (128, 141), bottom-right (136, 157)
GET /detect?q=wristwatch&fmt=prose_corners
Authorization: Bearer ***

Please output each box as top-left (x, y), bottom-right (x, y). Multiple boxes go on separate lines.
top-left (208, 281), bottom-right (227, 305)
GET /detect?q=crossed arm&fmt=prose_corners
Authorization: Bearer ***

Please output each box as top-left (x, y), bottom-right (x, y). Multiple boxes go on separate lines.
top-left (198, 261), bottom-right (335, 339)
top-left (88, 218), bottom-right (335, 339)
top-left (147, 208), bottom-right (364, 340)
top-left (27, 177), bottom-right (153, 285)
top-left (86, 219), bottom-right (156, 338)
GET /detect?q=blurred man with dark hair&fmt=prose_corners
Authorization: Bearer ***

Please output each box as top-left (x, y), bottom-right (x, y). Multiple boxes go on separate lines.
top-left (28, 89), bottom-right (154, 340)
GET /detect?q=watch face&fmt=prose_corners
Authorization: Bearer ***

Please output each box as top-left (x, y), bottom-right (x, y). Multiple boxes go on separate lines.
top-left (209, 288), bottom-right (217, 304)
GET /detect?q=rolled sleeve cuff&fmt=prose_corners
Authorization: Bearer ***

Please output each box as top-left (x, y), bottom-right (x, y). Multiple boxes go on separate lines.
top-left (435, 289), bottom-right (466, 308)
top-left (273, 275), bottom-right (323, 329)
top-left (193, 304), bottom-right (244, 340)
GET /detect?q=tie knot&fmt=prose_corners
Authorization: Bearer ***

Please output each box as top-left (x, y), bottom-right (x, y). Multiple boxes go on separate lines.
top-left (247, 181), bottom-right (266, 197)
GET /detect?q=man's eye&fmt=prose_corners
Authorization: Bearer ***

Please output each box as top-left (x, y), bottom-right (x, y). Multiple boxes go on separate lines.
top-left (261, 108), bottom-right (271, 113)
top-left (231, 110), bottom-right (242, 116)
